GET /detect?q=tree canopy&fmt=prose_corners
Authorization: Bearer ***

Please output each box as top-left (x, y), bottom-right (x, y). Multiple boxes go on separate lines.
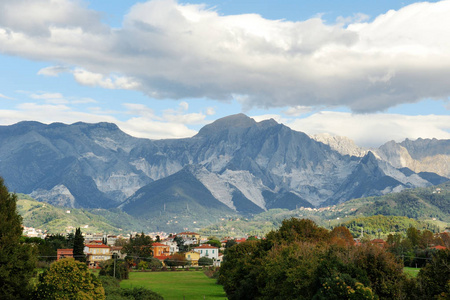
top-left (219, 218), bottom-right (409, 300)
top-left (33, 258), bottom-right (105, 300)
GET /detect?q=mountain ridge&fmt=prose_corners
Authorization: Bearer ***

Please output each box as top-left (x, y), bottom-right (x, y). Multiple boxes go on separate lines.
top-left (0, 115), bottom-right (447, 222)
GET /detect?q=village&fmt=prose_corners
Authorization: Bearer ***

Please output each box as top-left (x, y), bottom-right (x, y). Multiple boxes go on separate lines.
top-left (22, 223), bottom-right (450, 272)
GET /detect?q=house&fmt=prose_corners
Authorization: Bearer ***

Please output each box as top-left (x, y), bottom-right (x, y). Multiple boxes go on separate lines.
top-left (370, 239), bottom-right (387, 248)
top-left (430, 245), bottom-right (447, 250)
top-left (110, 246), bottom-right (126, 259)
top-left (161, 239), bottom-right (179, 254)
top-left (184, 250), bottom-right (200, 266)
top-left (84, 243), bottom-right (112, 269)
top-left (177, 231), bottom-right (200, 245)
top-left (215, 253), bottom-right (223, 267)
top-left (152, 242), bottom-right (171, 257)
top-left (193, 244), bottom-right (219, 261)
top-left (57, 249), bottom-right (73, 260)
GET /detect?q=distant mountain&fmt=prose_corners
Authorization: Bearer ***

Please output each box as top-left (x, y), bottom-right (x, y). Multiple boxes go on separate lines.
top-left (0, 114), bottom-right (447, 225)
top-left (311, 133), bottom-right (369, 157)
top-left (336, 181), bottom-right (450, 223)
top-left (314, 134), bottom-right (450, 179)
top-left (376, 138), bottom-right (450, 178)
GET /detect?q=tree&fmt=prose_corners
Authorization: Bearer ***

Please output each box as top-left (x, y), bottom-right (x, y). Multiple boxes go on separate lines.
top-left (330, 226), bottom-right (355, 246)
top-left (164, 253), bottom-right (187, 268)
top-left (173, 236), bottom-right (185, 252)
top-left (99, 258), bottom-right (129, 280)
top-left (73, 227), bottom-right (86, 262)
top-left (407, 227), bottom-right (421, 248)
top-left (98, 276), bottom-right (163, 299)
top-left (218, 240), bottom-right (266, 300)
top-left (206, 239), bottom-right (221, 249)
top-left (266, 218), bottom-right (330, 245)
top-left (122, 232), bottom-right (153, 265)
top-left (198, 257), bottom-right (214, 266)
top-left (33, 258), bottom-right (105, 300)
top-left (416, 249), bottom-right (450, 299)
top-left (0, 178), bottom-right (36, 299)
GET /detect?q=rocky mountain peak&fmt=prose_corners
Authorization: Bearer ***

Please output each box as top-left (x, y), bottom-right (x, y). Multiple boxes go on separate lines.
top-left (310, 133), bottom-right (369, 157)
top-left (196, 113), bottom-right (257, 136)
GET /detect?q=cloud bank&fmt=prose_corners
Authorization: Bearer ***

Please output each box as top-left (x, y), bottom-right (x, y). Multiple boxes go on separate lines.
top-left (1, 0), bottom-right (450, 112)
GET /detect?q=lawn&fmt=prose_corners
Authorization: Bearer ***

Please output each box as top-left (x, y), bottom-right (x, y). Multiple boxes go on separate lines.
top-left (403, 267), bottom-right (420, 278)
top-left (120, 270), bottom-right (227, 300)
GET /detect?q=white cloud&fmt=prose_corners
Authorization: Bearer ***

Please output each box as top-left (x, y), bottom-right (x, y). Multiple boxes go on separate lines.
top-left (279, 112), bottom-right (450, 147)
top-left (73, 69), bottom-right (140, 90)
top-left (205, 107), bottom-right (215, 115)
top-left (283, 106), bottom-right (313, 117)
top-left (1, 0), bottom-right (450, 112)
top-left (37, 66), bottom-right (71, 77)
top-left (30, 92), bottom-right (64, 100)
top-left (0, 93), bottom-right (13, 100)
top-left (0, 100), bottom-right (205, 140)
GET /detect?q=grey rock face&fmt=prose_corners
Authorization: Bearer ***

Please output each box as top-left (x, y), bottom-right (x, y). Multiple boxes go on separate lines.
top-left (0, 115), bottom-right (446, 214)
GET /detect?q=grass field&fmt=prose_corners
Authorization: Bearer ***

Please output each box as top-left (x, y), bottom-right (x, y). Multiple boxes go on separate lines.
top-left (120, 270), bottom-right (227, 300)
top-left (403, 267), bottom-right (421, 278)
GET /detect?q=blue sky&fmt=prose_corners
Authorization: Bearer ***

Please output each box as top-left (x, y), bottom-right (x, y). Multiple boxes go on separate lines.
top-left (0, 0), bottom-right (449, 147)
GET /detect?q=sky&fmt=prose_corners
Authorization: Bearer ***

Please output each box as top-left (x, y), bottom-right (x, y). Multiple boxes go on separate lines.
top-left (0, 0), bottom-right (449, 147)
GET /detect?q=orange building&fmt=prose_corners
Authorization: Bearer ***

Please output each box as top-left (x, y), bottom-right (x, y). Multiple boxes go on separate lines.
top-left (57, 249), bottom-right (73, 260)
top-left (152, 242), bottom-right (170, 257)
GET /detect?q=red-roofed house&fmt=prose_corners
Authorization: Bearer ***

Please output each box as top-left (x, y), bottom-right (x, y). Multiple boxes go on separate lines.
top-left (152, 242), bottom-right (170, 257)
top-left (193, 244), bottom-right (219, 261)
top-left (370, 239), bottom-right (387, 248)
top-left (84, 243), bottom-right (112, 268)
top-left (430, 245), bottom-right (447, 250)
top-left (57, 249), bottom-right (73, 261)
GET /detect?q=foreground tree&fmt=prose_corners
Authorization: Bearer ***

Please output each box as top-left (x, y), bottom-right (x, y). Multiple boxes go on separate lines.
top-left (219, 218), bottom-right (411, 300)
top-left (416, 249), bottom-right (450, 299)
top-left (0, 178), bottom-right (36, 299)
top-left (34, 258), bottom-right (105, 300)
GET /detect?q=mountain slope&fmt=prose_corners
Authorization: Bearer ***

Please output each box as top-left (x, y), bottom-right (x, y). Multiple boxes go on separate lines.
top-left (0, 115), bottom-right (446, 218)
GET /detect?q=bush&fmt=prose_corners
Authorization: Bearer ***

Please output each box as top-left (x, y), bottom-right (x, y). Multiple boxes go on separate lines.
top-left (198, 257), bottom-right (214, 266)
top-left (99, 259), bottom-right (129, 280)
top-left (98, 276), bottom-right (163, 300)
top-left (33, 258), bottom-right (105, 299)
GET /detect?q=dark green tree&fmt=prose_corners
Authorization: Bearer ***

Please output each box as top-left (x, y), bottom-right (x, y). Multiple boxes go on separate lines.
top-left (0, 178), bottom-right (36, 299)
top-left (198, 257), bottom-right (214, 266)
top-left (99, 258), bottom-right (129, 280)
top-left (122, 232), bottom-right (153, 265)
top-left (416, 249), bottom-right (450, 299)
top-left (206, 239), bottom-right (221, 249)
top-left (174, 236), bottom-right (185, 252)
top-left (73, 227), bottom-right (86, 262)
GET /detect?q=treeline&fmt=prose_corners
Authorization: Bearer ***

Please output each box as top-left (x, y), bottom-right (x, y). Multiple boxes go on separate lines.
top-left (218, 218), bottom-right (450, 300)
top-left (352, 183), bottom-right (449, 221)
top-left (386, 227), bottom-right (450, 268)
top-left (340, 215), bottom-right (441, 238)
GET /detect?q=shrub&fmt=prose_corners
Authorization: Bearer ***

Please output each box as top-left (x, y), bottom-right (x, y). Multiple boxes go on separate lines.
top-left (33, 258), bottom-right (105, 299)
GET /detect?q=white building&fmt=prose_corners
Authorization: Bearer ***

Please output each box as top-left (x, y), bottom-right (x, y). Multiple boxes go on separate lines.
top-left (193, 244), bottom-right (219, 261)
top-left (161, 240), bottom-right (179, 254)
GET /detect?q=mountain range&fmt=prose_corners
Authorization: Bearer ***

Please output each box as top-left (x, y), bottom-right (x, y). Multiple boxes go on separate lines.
top-left (0, 114), bottom-right (448, 224)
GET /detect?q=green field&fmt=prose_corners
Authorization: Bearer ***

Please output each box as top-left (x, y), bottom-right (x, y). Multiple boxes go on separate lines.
top-left (403, 267), bottom-right (421, 278)
top-left (120, 271), bottom-right (227, 300)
